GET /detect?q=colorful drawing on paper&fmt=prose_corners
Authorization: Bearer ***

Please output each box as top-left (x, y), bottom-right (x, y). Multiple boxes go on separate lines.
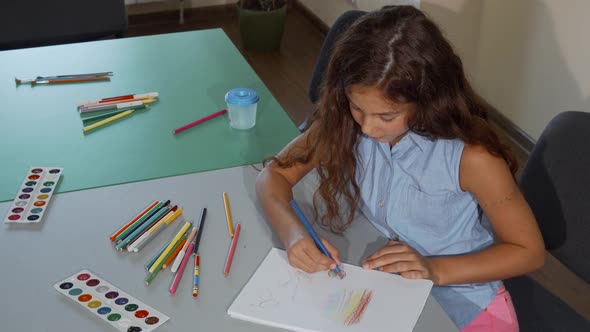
top-left (324, 288), bottom-right (373, 325)
top-left (251, 268), bottom-right (312, 308)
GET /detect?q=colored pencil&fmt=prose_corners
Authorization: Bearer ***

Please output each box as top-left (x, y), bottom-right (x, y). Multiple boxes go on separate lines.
top-left (290, 200), bottom-right (345, 278)
top-left (173, 109), bottom-right (227, 134)
top-left (222, 192), bottom-right (234, 238)
top-left (115, 204), bottom-right (171, 251)
top-left (132, 208), bottom-right (183, 252)
top-left (193, 208), bottom-right (207, 254)
top-left (169, 241), bottom-right (195, 295)
top-left (171, 226), bottom-right (198, 272)
top-left (109, 200), bottom-right (158, 241)
top-left (79, 98), bottom-right (155, 113)
top-left (144, 221), bottom-right (187, 270)
top-left (193, 254), bottom-right (200, 297)
top-left (149, 221), bottom-right (192, 273)
top-left (146, 245), bottom-right (166, 271)
top-left (122, 205), bottom-right (172, 251)
top-left (127, 205), bottom-right (178, 252)
top-left (145, 233), bottom-right (187, 286)
top-left (115, 201), bottom-right (164, 243)
top-left (81, 105), bottom-right (149, 124)
top-left (223, 223), bottom-right (241, 277)
top-left (82, 109), bottom-right (134, 132)
top-left (77, 92), bottom-right (158, 107)
top-left (163, 239), bottom-right (187, 269)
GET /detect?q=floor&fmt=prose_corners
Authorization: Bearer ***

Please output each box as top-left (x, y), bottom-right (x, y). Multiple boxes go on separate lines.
top-left (127, 4), bottom-right (322, 128)
top-left (126, 3), bottom-right (589, 321)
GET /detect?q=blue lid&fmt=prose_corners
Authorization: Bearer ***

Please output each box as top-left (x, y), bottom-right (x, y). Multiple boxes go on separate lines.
top-left (225, 88), bottom-right (259, 106)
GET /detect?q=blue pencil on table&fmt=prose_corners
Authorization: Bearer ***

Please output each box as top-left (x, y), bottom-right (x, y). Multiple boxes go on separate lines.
top-left (115, 204), bottom-right (171, 251)
top-left (114, 201), bottom-right (164, 243)
top-left (289, 200), bottom-right (346, 279)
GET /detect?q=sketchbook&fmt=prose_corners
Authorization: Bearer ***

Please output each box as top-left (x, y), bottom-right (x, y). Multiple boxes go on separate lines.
top-left (228, 248), bottom-right (433, 332)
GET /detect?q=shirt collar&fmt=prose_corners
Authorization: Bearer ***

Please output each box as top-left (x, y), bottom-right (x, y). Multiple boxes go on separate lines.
top-left (361, 131), bottom-right (427, 153)
top-left (406, 131), bottom-right (427, 152)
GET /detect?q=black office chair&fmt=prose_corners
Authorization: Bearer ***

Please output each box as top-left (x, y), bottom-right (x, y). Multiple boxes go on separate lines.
top-left (504, 111), bottom-right (590, 331)
top-left (0, 1), bottom-right (127, 51)
top-left (300, 10), bottom-right (366, 132)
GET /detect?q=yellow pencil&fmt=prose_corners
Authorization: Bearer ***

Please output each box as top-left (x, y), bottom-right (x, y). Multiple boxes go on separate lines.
top-left (223, 192), bottom-right (234, 237)
top-left (150, 207), bottom-right (183, 234)
top-left (82, 109), bottom-right (134, 132)
top-left (148, 221), bottom-right (191, 273)
top-left (128, 207), bottom-right (183, 252)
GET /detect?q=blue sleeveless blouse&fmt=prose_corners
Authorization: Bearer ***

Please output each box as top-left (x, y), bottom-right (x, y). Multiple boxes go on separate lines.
top-left (355, 131), bottom-right (501, 328)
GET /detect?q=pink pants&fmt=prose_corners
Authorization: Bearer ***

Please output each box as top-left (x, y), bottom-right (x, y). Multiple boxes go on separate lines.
top-left (461, 285), bottom-right (519, 332)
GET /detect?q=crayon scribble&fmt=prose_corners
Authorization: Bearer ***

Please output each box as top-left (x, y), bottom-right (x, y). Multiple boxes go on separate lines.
top-left (324, 288), bottom-right (373, 325)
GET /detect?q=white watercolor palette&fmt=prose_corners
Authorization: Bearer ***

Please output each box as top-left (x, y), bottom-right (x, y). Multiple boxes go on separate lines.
top-left (54, 269), bottom-right (169, 332)
top-left (4, 167), bottom-right (63, 224)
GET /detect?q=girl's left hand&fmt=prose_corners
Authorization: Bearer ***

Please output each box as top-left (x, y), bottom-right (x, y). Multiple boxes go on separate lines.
top-left (362, 241), bottom-right (439, 284)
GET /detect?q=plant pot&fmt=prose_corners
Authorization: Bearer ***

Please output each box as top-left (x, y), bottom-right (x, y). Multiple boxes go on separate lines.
top-left (238, 4), bottom-right (287, 51)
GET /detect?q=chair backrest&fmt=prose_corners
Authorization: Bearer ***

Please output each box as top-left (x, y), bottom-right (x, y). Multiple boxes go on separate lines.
top-left (0, 1), bottom-right (127, 51)
top-left (519, 111), bottom-right (590, 283)
top-left (308, 10), bottom-right (366, 105)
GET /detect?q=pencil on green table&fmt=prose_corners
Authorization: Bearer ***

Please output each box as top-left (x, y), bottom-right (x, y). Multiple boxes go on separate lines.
top-left (82, 109), bottom-right (134, 132)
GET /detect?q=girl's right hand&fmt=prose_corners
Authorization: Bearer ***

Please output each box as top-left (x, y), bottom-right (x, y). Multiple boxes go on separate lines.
top-left (286, 236), bottom-right (341, 273)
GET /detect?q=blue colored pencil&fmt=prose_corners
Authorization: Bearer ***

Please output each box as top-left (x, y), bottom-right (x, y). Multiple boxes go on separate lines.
top-left (289, 200), bottom-right (344, 276)
top-left (115, 200), bottom-right (164, 243)
top-left (116, 205), bottom-right (170, 251)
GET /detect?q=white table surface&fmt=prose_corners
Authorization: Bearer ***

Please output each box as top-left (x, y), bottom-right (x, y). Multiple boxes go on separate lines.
top-left (0, 165), bottom-right (458, 332)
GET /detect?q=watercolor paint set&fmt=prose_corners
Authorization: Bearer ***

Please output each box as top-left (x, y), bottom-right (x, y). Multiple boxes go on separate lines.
top-left (54, 269), bottom-right (169, 332)
top-left (4, 167), bottom-right (63, 224)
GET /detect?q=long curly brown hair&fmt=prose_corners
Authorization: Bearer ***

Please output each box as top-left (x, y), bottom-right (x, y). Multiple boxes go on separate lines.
top-left (271, 6), bottom-right (517, 233)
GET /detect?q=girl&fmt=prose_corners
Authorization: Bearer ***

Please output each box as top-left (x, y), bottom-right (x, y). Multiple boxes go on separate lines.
top-left (256, 6), bottom-right (544, 331)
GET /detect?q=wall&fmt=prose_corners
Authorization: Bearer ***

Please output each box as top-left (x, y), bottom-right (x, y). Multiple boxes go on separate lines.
top-left (424, 0), bottom-right (590, 139)
top-left (471, 0), bottom-right (590, 139)
top-left (126, 0), bottom-right (235, 15)
top-left (295, 0), bottom-right (590, 140)
top-left (298, 0), bottom-right (418, 26)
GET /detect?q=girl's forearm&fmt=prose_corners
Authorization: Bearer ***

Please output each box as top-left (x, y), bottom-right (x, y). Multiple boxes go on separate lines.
top-left (255, 168), bottom-right (307, 248)
top-left (430, 242), bottom-right (545, 286)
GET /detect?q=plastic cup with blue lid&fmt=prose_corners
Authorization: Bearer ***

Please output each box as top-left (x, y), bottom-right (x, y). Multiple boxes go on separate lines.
top-left (224, 88), bottom-right (259, 130)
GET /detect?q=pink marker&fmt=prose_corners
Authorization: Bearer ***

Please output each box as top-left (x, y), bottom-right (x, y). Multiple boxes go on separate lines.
top-left (169, 242), bottom-right (195, 294)
top-left (223, 223), bottom-right (241, 276)
top-left (173, 109), bottom-right (227, 134)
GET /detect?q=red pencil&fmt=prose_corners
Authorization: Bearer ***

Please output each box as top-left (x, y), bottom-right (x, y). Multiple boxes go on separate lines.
top-left (223, 223), bottom-right (241, 276)
top-left (173, 109), bottom-right (227, 134)
top-left (101, 94), bottom-right (134, 102)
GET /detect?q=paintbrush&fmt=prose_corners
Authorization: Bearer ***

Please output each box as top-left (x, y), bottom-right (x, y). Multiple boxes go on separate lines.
top-left (15, 72), bottom-right (113, 85)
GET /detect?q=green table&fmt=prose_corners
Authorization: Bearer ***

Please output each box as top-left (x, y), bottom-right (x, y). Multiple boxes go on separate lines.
top-left (0, 29), bottom-right (300, 202)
